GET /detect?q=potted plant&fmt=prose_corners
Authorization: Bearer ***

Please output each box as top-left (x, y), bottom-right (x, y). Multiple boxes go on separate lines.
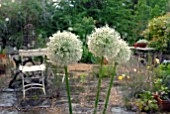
top-left (135, 90), bottom-right (159, 113)
top-left (153, 80), bottom-right (170, 111)
top-left (134, 39), bottom-right (148, 48)
top-left (153, 64), bottom-right (170, 111)
top-left (155, 95), bottom-right (170, 111)
top-left (153, 86), bottom-right (170, 111)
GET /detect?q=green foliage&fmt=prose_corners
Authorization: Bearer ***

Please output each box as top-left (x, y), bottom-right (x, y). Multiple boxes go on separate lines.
top-left (153, 78), bottom-right (170, 99)
top-left (154, 64), bottom-right (170, 89)
top-left (36, 35), bottom-right (47, 48)
top-left (0, 0), bottom-right (52, 48)
top-left (93, 65), bottom-right (115, 78)
top-left (133, 0), bottom-right (169, 43)
top-left (80, 74), bottom-right (87, 83)
top-left (142, 13), bottom-right (170, 53)
top-left (72, 16), bottom-right (95, 43)
top-left (0, 0), bottom-right (169, 62)
top-left (52, 0), bottom-right (169, 45)
top-left (81, 45), bottom-right (97, 63)
top-left (135, 91), bottom-right (158, 112)
top-left (0, 0), bottom-right (23, 48)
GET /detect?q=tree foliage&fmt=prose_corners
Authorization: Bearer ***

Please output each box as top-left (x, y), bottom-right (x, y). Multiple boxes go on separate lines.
top-left (51, 0), bottom-right (169, 44)
top-left (0, 0), bottom-right (169, 62)
top-left (133, 0), bottom-right (169, 41)
top-left (142, 13), bottom-right (170, 53)
top-left (0, 0), bottom-right (52, 48)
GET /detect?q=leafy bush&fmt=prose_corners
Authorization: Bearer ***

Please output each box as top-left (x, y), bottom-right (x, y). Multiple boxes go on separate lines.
top-left (0, 0), bottom-right (52, 48)
top-left (154, 64), bottom-right (170, 90)
top-left (142, 13), bottom-right (170, 53)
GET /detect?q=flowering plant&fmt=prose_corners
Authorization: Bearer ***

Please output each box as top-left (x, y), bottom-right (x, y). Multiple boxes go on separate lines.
top-left (108, 39), bottom-right (131, 64)
top-left (47, 31), bottom-right (83, 66)
top-left (88, 25), bottom-right (131, 114)
top-left (88, 25), bottom-right (121, 60)
top-left (47, 31), bottom-right (83, 114)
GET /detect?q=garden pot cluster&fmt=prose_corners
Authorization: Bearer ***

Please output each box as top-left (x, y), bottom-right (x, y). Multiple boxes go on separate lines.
top-left (157, 97), bottom-right (170, 111)
top-left (153, 94), bottom-right (170, 111)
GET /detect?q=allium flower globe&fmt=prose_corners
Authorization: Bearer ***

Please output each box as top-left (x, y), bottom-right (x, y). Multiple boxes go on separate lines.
top-left (88, 25), bottom-right (131, 114)
top-left (47, 31), bottom-right (82, 66)
top-left (87, 25), bottom-right (121, 60)
top-left (108, 39), bottom-right (131, 64)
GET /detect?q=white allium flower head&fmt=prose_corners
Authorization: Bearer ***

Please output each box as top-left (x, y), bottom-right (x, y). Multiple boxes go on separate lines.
top-left (5, 18), bottom-right (9, 22)
top-left (87, 25), bottom-right (121, 60)
top-left (47, 31), bottom-right (83, 66)
top-left (108, 39), bottom-right (131, 64)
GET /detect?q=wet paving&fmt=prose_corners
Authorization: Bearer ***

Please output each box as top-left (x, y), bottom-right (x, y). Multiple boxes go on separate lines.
top-left (0, 89), bottom-right (50, 114)
top-left (0, 80), bottom-right (135, 114)
top-left (0, 64), bottom-right (137, 114)
top-left (0, 89), bottom-right (17, 107)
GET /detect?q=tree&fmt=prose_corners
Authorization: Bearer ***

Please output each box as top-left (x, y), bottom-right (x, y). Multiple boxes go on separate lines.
top-left (50, 0), bottom-right (169, 63)
top-left (142, 13), bottom-right (170, 53)
top-left (0, 0), bottom-right (52, 48)
top-left (133, 0), bottom-right (169, 42)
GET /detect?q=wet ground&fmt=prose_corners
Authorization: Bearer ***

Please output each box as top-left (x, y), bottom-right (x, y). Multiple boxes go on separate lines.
top-left (0, 60), bottom-right (145, 114)
top-left (0, 74), bottom-right (135, 114)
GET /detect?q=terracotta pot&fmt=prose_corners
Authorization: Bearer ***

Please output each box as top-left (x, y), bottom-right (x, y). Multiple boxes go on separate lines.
top-left (0, 54), bottom-right (7, 74)
top-left (155, 96), bottom-right (170, 111)
top-left (134, 43), bottom-right (148, 48)
top-left (153, 94), bottom-right (159, 101)
top-left (0, 54), bottom-right (6, 58)
top-left (103, 58), bottom-right (108, 65)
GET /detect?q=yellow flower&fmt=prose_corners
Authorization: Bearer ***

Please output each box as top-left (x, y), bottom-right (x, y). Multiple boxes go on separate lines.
top-left (155, 58), bottom-right (160, 64)
top-left (147, 65), bottom-right (151, 69)
top-left (118, 76), bottom-right (123, 80)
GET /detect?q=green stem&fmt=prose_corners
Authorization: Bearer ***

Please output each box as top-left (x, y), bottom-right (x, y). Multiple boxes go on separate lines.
top-left (93, 56), bottom-right (104, 114)
top-left (103, 63), bottom-right (117, 114)
top-left (64, 66), bottom-right (72, 114)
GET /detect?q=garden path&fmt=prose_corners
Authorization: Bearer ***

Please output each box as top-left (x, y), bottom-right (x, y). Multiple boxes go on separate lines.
top-left (0, 63), bottom-right (136, 114)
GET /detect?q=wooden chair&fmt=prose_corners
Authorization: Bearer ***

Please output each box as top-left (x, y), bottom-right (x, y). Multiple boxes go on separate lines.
top-left (19, 48), bottom-right (47, 98)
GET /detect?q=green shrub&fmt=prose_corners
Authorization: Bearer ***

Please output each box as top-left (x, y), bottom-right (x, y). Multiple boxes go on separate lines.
top-left (142, 13), bottom-right (170, 53)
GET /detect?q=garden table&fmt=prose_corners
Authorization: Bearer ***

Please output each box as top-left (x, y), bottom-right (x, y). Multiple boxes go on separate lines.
top-left (130, 46), bottom-right (158, 65)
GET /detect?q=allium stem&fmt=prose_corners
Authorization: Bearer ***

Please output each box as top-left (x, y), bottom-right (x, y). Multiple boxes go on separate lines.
top-left (64, 66), bottom-right (73, 114)
top-left (103, 63), bottom-right (117, 114)
top-left (93, 56), bottom-right (104, 114)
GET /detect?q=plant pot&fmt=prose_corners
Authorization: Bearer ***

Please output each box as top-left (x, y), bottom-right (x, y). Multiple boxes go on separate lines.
top-left (0, 54), bottom-right (6, 58)
top-left (103, 58), bottom-right (108, 65)
top-left (134, 43), bottom-right (148, 48)
top-left (154, 95), bottom-right (170, 111)
top-left (153, 94), bottom-right (159, 101)
top-left (0, 54), bottom-right (7, 75)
